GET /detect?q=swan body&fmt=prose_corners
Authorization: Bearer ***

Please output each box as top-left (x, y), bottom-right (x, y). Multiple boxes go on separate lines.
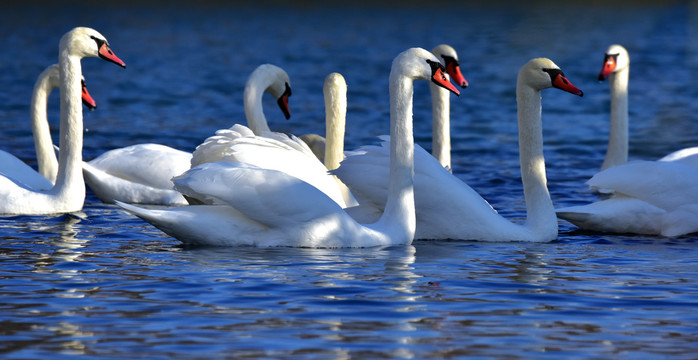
top-left (0, 27), bottom-right (124, 215)
top-left (117, 47), bottom-right (460, 247)
top-left (556, 45), bottom-right (698, 236)
top-left (83, 144), bottom-right (192, 205)
top-left (557, 160), bottom-right (698, 236)
top-left (190, 124), bottom-right (352, 208)
top-left (336, 58), bottom-right (583, 242)
top-left (191, 68), bottom-right (357, 208)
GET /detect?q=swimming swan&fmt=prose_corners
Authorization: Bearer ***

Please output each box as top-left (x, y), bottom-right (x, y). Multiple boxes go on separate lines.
top-left (336, 58), bottom-right (583, 241)
top-left (116, 47), bottom-right (460, 247)
top-left (0, 27), bottom-right (125, 215)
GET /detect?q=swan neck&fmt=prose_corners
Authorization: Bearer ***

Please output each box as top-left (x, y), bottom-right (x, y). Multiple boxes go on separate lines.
top-left (430, 80), bottom-right (451, 170)
top-left (601, 65), bottom-right (629, 171)
top-left (324, 78), bottom-right (347, 171)
top-left (243, 80), bottom-right (271, 134)
top-left (54, 52), bottom-right (86, 199)
top-left (31, 68), bottom-right (59, 183)
top-left (516, 83), bottom-right (557, 236)
top-left (376, 72), bottom-right (416, 242)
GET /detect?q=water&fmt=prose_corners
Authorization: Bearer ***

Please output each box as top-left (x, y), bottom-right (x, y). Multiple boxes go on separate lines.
top-left (1, 1), bottom-right (698, 358)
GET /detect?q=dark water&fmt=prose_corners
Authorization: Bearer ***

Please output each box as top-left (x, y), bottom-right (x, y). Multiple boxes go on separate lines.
top-left (1, 1), bottom-right (697, 358)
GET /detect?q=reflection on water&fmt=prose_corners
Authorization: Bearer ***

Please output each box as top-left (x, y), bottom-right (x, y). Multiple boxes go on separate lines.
top-left (0, 1), bottom-right (697, 359)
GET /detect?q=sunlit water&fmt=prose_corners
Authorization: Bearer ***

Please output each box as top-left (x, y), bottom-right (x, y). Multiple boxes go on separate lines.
top-left (0, 2), bottom-right (697, 359)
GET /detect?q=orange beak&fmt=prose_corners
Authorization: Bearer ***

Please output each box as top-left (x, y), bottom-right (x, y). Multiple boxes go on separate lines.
top-left (598, 54), bottom-right (617, 81)
top-left (277, 82), bottom-right (292, 120)
top-left (445, 60), bottom-right (468, 88)
top-left (98, 42), bottom-right (126, 68)
top-left (81, 79), bottom-right (97, 110)
top-left (552, 73), bottom-right (583, 97)
top-left (432, 67), bottom-right (460, 96)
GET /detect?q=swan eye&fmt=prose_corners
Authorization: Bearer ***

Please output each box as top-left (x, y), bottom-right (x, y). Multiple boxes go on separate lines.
top-left (440, 55), bottom-right (458, 67)
top-left (542, 68), bottom-right (563, 82)
top-left (426, 59), bottom-right (446, 77)
top-left (90, 35), bottom-right (106, 49)
top-left (604, 53), bottom-right (619, 63)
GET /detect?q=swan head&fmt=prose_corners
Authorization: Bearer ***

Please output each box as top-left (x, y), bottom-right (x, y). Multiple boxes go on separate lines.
top-left (519, 58), bottom-right (583, 96)
top-left (431, 44), bottom-right (468, 88)
top-left (392, 48), bottom-right (460, 96)
top-left (251, 64), bottom-right (293, 120)
top-left (59, 27), bottom-right (126, 68)
top-left (598, 44), bottom-right (629, 81)
top-left (42, 64), bottom-right (96, 110)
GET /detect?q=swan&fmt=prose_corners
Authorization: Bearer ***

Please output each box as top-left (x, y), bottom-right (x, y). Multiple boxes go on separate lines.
top-left (0, 64), bottom-right (97, 192)
top-left (0, 27), bottom-right (125, 215)
top-left (82, 64), bottom-right (292, 206)
top-left (556, 160), bottom-right (698, 236)
top-left (116, 47), bottom-right (460, 247)
top-left (190, 68), bottom-right (358, 208)
top-left (556, 45), bottom-right (698, 236)
top-left (429, 44), bottom-right (468, 171)
top-left (591, 44), bottom-right (698, 171)
top-left (335, 58), bottom-right (583, 241)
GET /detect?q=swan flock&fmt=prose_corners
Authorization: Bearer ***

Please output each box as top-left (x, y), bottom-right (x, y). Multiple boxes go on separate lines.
top-left (5, 27), bottom-right (694, 246)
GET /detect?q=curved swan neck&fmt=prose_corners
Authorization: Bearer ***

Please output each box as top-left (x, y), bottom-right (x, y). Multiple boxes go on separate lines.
top-left (324, 73), bottom-right (346, 171)
top-left (516, 81), bottom-right (557, 236)
top-left (376, 69), bottom-right (416, 241)
top-left (54, 51), bottom-right (85, 199)
top-left (600, 65), bottom-right (629, 171)
top-left (31, 65), bottom-right (59, 183)
top-left (430, 79), bottom-right (451, 170)
top-left (243, 79), bottom-right (271, 134)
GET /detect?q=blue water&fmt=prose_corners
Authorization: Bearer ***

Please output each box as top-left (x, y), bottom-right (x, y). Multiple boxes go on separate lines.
top-left (1, 1), bottom-right (698, 358)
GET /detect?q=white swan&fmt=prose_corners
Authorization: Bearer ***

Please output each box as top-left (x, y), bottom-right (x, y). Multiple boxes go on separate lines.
top-left (0, 27), bottom-right (125, 215)
top-left (116, 47), bottom-right (460, 247)
top-left (596, 44), bottom-right (630, 171)
top-left (556, 45), bottom-right (698, 236)
top-left (591, 44), bottom-right (698, 171)
top-left (82, 64), bottom-right (293, 206)
top-left (556, 160), bottom-right (698, 236)
top-left (429, 44), bottom-right (468, 171)
top-left (336, 58), bottom-right (583, 241)
top-left (190, 67), bottom-right (357, 208)
top-left (0, 64), bottom-right (97, 192)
